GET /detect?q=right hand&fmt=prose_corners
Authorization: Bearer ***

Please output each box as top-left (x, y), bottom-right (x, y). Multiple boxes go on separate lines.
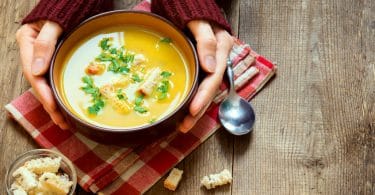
top-left (16, 20), bottom-right (70, 129)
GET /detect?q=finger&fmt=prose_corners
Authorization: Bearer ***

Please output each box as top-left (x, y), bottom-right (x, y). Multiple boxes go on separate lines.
top-left (32, 77), bottom-right (70, 130)
top-left (49, 110), bottom-right (70, 130)
top-left (17, 25), bottom-right (38, 69)
top-left (188, 29), bottom-right (234, 116)
top-left (32, 21), bottom-right (62, 76)
top-left (213, 28), bottom-right (234, 76)
top-left (179, 102), bottom-right (211, 133)
top-left (188, 20), bottom-right (217, 73)
top-left (189, 74), bottom-right (222, 116)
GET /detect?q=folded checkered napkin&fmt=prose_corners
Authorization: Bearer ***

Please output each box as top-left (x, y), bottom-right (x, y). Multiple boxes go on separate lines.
top-left (5, 1), bottom-right (277, 194)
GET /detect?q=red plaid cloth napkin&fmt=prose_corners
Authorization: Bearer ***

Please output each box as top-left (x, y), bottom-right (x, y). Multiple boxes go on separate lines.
top-left (5, 1), bottom-right (277, 194)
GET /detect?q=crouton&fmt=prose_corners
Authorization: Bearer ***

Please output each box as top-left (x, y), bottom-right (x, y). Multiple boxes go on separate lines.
top-left (12, 167), bottom-right (38, 191)
top-left (138, 67), bottom-right (162, 96)
top-left (10, 182), bottom-right (28, 195)
top-left (164, 168), bottom-right (183, 191)
top-left (201, 169), bottom-right (232, 190)
top-left (38, 172), bottom-right (73, 195)
top-left (24, 157), bottom-right (61, 174)
top-left (85, 62), bottom-right (106, 75)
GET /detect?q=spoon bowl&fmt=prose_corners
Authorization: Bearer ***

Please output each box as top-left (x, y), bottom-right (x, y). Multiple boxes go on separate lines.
top-left (218, 60), bottom-right (256, 135)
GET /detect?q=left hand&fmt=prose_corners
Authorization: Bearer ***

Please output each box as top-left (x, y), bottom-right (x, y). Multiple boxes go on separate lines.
top-left (178, 20), bottom-right (234, 133)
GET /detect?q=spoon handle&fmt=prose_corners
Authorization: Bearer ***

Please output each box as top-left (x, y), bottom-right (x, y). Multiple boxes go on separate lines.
top-left (226, 59), bottom-right (235, 95)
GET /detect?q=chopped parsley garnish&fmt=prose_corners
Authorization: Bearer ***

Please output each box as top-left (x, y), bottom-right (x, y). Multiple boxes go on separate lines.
top-left (81, 76), bottom-right (105, 115)
top-left (157, 80), bottom-right (170, 100)
top-left (109, 48), bottom-right (117, 54)
top-left (96, 38), bottom-right (135, 74)
top-left (119, 66), bottom-right (130, 74)
top-left (99, 38), bottom-right (112, 50)
top-left (117, 89), bottom-right (126, 100)
top-left (159, 37), bottom-right (172, 44)
top-left (96, 53), bottom-right (113, 62)
top-left (135, 94), bottom-right (144, 106)
top-left (132, 74), bottom-right (143, 82)
top-left (88, 99), bottom-right (105, 115)
top-left (134, 106), bottom-right (148, 113)
top-left (134, 94), bottom-right (148, 114)
top-left (122, 54), bottom-right (135, 64)
top-left (160, 71), bottom-right (172, 78)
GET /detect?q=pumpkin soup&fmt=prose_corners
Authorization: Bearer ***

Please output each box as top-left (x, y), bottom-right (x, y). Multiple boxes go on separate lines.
top-left (61, 26), bottom-right (190, 128)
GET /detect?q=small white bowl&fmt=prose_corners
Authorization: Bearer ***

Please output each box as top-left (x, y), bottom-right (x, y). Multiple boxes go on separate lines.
top-left (5, 149), bottom-right (77, 195)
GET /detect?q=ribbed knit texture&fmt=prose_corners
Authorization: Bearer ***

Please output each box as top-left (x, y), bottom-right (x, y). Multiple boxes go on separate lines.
top-left (22, 0), bottom-right (231, 34)
top-left (151, 0), bottom-right (232, 33)
top-left (22, 0), bottom-right (113, 32)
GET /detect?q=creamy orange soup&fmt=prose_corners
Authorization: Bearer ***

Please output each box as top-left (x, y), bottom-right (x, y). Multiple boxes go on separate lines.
top-left (61, 26), bottom-right (190, 128)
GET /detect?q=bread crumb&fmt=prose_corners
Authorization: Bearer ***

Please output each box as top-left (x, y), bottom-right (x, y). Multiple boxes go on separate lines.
top-left (37, 172), bottom-right (73, 194)
top-left (24, 156), bottom-right (61, 174)
top-left (12, 167), bottom-right (38, 191)
top-left (164, 168), bottom-right (183, 191)
top-left (11, 156), bottom-right (73, 194)
top-left (201, 169), bottom-right (232, 189)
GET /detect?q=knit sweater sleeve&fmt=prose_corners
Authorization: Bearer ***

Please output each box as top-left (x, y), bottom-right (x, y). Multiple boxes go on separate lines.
top-left (151, 0), bottom-right (231, 33)
top-left (22, 0), bottom-right (113, 32)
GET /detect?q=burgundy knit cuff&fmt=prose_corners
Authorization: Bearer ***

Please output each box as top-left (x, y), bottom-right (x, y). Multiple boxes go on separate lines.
top-left (151, 0), bottom-right (232, 33)
top-left (22, 0), bottom-right (113, 33)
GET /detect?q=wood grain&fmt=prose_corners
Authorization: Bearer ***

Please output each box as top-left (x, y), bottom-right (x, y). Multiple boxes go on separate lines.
top-left (0, 0), bottom-right (373, 195)
top-left (0, 1), bottom-right (39, 195)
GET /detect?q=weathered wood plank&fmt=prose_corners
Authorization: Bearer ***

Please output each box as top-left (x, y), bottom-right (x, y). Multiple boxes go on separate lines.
top-left (0, 1), bottom-right (39, 194)
top-left (234, 0), bottom-right (375, 194)
top-left (1, 0), bottom-right (373, 195)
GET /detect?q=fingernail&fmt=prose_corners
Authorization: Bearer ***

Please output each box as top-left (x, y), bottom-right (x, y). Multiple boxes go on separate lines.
top-left (61, 123), bottom-right (70, 130)
top-left (178, 124), bottom-right (189, 133)
top-left (205, 55), bottom-right (216, 73)
top-left (32, 58), bottom-right (44, 75)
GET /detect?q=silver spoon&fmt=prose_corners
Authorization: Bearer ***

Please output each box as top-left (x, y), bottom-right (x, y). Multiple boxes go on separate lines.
top-left (218, 59), bottom-right (256, 135)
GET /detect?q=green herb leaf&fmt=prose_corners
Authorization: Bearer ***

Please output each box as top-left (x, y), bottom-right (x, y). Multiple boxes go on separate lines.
top-left (96, 53), bottom-right (113, 62)
top-left (94, 98), bottom-right (105, 107)
top-left (82, 76), bottom-right (93, 86)
top-left (99, 38), bottom-right (111, 50)
top-left (157, 80), bottom-right (169, 93)
top-left (81, 75), bottom-right (105, 115)
top-left (119, 66), bottom-right (130, 74)
top-left (135, 94), bottom-right (144, 106)
top-left (158, 93), bottom-right (167, 100)
top-left (160, 71), bottom-right (172, 78)
top-left (157, 80), bottom-right (170, 100)
top-left (160, 37), bottom-right (172, 43)
top-left (124, 54), bottom-right (135, 64)
top-left (132, 74), bottom-right (142, 82)
top-left (88, 99), bottom-right (105, 115)
top-left (88, 106), bottom-right (100, 114)
top-left (109, 48), bottom-right (117, 54)
top-left (117, 89), bottom-right (126, 100)
top-left (134, 106), bottom-right (148, 113)
top-left (81, 87), bottom-right (98, 95)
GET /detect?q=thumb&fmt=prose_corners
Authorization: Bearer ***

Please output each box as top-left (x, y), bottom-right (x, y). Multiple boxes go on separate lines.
top-left (32, 21), bottom-right (62, 76)
top-left (188, 20), bottom-right (217, 73)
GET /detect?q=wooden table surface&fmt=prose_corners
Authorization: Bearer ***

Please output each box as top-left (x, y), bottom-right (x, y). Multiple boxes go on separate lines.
top-left (1, 0), bottom-right (374, 194)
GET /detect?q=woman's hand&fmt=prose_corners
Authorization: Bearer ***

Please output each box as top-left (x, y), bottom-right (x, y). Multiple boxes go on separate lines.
top-left (178, 20), bottom-right (234, 133)
top-left (16, 20), bottom-right (70, 129)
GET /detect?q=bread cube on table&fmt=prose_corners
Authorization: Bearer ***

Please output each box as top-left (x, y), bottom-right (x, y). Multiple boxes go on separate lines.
top-left (201, 169), bottom-right (232, 190)
top-left (164, 168), bottom-right (184, 191)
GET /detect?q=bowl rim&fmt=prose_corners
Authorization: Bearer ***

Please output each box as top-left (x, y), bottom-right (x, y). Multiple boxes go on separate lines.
top-left (5, 149), bottom-right (77, 194)
top-left (49, 10), bottom-right (199, 133)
